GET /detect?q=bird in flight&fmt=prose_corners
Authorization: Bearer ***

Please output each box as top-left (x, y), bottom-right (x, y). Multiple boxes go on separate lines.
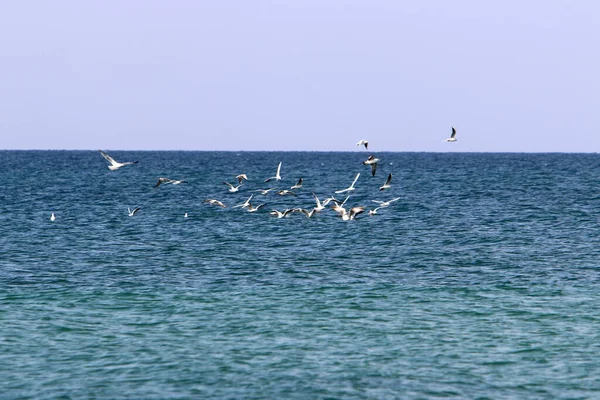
top-left (335, 173), bottom-right (361, 194)
top-left (154, 177), bottom-right (187, 188)
top-left (379, 173), bottom-right (392, 191)
top-left (99, 150), bottom-right (138, 170)
top-left (264, 162), bottom-right (282, 182)
top-left (362, 155), bottom-right (380, 176)
top-left (356, 139), bottom-right (369, 150)
top-left (128, 206), bottom-right (141, 216)
top-left (443, 127), bottom-right (458, 142)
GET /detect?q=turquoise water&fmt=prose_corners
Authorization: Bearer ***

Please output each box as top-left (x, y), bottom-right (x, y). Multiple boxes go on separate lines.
top-left (1, 151), bottom-right (599, 399)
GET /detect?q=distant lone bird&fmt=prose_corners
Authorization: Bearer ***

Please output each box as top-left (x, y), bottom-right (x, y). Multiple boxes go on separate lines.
top-left (362, 155), bottom-right (380, 176)
top-left (356, 139), bottom-right (369, 150)
top-left (127, 206), bottom-right (141, 217)
top-left (443, 127), bottom-right (458, 142)
top-left (99, 150), bottom-right (138, 170)
top-left (50, 213), bottom-right (56, 221)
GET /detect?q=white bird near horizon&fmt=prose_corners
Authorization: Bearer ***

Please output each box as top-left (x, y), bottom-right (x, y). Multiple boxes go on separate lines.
top-left (363, 155), bottom-right (380, 176)
top-left (356, 139), bottom-right (369, 150)
top-left (443, 127), bottom-right (458, 142)
top-left (99, 150), bottom-right (138, 170)
top-left (264, 162), bottom-right (282, 183)
top-left (335, 173), bottom-right (360, 194)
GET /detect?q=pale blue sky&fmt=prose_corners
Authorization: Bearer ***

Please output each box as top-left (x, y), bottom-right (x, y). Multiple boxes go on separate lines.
top-left (1, 1), bottom-right (598, 151)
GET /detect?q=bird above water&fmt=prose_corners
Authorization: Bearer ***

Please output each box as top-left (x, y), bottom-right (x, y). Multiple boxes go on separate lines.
top-left (99, 150), bottom-right (138, 171)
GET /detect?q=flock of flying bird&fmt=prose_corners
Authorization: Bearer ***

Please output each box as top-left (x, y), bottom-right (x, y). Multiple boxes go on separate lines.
top-left (48, 128), bottom-right (458, 222)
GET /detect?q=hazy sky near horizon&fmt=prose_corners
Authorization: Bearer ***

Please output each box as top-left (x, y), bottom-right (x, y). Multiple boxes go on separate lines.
top-left (1, 1), bottom-right (598, 152)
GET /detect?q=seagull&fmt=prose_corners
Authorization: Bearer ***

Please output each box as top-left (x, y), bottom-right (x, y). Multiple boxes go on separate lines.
top-left (127, 206), bottom-right (141, 216)
top-left (345, 206), bottom-right (366, 220)
top-left (154, 177), bottom-right (187, 188)
top-left (313, 193), bottom-right (326, 212)
top-left (362, 155), bottom-right (380, 176)
top-left (443, 127), bottom-right (458, 142)
top-left (255, 188), bottom-right (276, 195)
top-left (233, 194), bottom-right (254, 209)
top-left (184, 213), bottom-right (188, 218)
top-left (99, 150), bottom-right (138, 170)
top-left (236, 174), bottom-right (248, 184)
top-left (277, 190), bottom-right (297, 197)
top-left (322, 196), bottom-right (341, 206)
top-left (264, 162), bottom-right (282, 182)
top-left (203, 199), bottom-right (227, 208)
top-left (50, 213), bottom-right (56, 221)
top-left (290, 178), bottom-right (303, 190)
top-left (299, 208), bottom-right (317, 218)
top-left (246, 203), bottom-right (266, 213)
top-left (379, 173), bottom-right (392, 191)
top-left (356, 139), bottom-right (369, 150)
top-left (372, 197), bottom-right (401, 208)
top-left (335, 173), bottom-right (360, 194)
top-left (270, 209), bottom-right (293, 218)
top-left (369, 207), bottom-right (383, 216)
top-left (223, 181), bottom-right (242, 193)
top-left (331, 196), bottom-right (350, 215)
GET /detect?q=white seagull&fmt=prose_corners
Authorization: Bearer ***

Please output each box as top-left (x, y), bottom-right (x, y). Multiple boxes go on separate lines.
top-left (369, 207), bottom-right (383, 216)
top-left (264, 162), bottom-right (282, 183)
top-left (127, 206), bottom-right (141, 216)
top-left (372, 197), bottom-right (401, 208)
top-left (203, 199), bottom-right (227, 208)
top-left (335, 173), bottom-right (360, 194)
top-left (50, 213), bottom-right (56, 221)
top-left (99, 150), bottom-right (138, 170)
top-left (254, 188), bottom-right (276, 195)
top-left (379, 173), bottom-right (392, 191)
top-left (233, 194), bottom-right (254, 209)
top-left (246, 203), bottom-right (266, 213)
top-left (270, 209), bottom-right (294, 218)
top-left (363, 155), bottom-right (380, 176)
top-left (277, 190), bottom-right (297, 197)
top-left (356, 139), bottom-right (369, 150)
top-left (443, 127), bottom-right (458, 142)
top-left (290, 178), bottom-right (303, 190)
top-left (223, 181), bottom-right (242, 193)
top-left (312, 193), bottom-right (326, 212)
top-left (154, 177), bottom-right (187, 188)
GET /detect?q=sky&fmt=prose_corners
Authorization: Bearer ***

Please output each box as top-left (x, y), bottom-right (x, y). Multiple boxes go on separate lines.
top-left (1, 0), bottom-right (598, 152)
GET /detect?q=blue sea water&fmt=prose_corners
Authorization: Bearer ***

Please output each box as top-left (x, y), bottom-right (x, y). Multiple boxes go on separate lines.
top-left (1, 150), bottom-right (600, 399)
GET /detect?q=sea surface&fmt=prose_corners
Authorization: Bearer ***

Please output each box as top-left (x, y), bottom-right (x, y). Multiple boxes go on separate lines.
top-left (1, 150), bottom-right (599, 399)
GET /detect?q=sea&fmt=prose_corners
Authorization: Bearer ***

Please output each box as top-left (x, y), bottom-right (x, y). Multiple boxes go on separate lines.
top-left (1, 150), bottom-right (599, 399)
